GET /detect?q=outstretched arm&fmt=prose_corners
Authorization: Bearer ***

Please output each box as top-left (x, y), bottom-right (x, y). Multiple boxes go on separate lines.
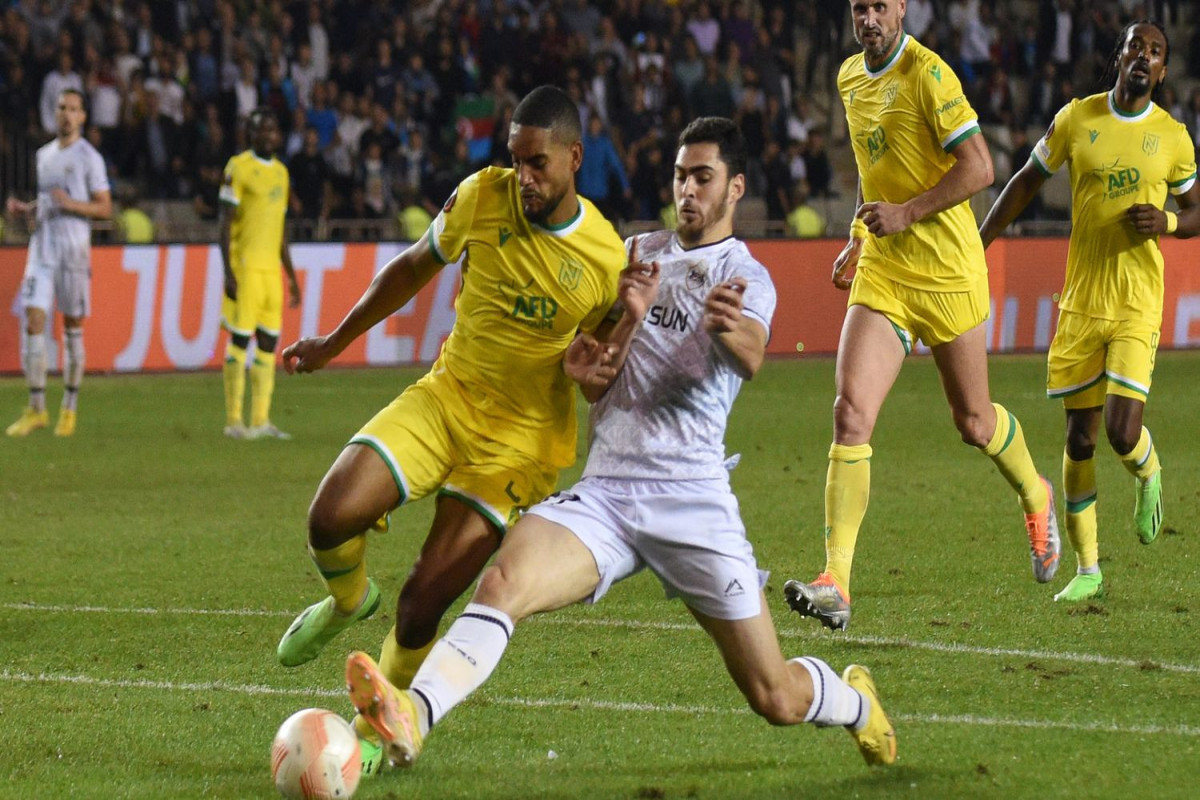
top-left (979, 159), bottom-right (1048, 248)
top-left (858, 132), bottom-right (994, 237)
top-left (282, 234), bottom-right (443, 373)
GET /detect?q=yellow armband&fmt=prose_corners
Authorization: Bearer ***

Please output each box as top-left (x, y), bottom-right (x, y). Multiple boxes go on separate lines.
top-left (850, 217), bottom-right (869, 240)
top-left (1164, 211), bottom-right (1178, 235)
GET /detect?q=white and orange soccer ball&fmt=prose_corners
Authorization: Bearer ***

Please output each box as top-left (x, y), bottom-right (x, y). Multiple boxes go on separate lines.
top-left (271, 708), bottom-right (361, 799)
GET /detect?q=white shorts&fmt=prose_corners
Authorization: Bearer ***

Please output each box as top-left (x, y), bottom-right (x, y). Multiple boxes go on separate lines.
top-left (528, 476), bottom-right (768, 620)
top-left (21, 262), bottom-right (90, 318)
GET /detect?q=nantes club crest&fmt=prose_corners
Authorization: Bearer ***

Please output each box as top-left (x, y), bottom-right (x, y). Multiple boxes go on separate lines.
top-left (558, 257), bottom-right (583, 291)
top-left (1143, 133), bottom-right (1160, 156)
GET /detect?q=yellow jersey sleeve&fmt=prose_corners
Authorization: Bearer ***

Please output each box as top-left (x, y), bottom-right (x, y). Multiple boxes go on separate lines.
top-left (1167, 128), bottom-right (1197, 195)
top-left (219, 155), bottom-right (242, 206)
top-left (427, 171), bottom-right (482, 265)
top-left (1031, 101), bottom-right (1076, 177)
top-left (920, 55), bottom-right (979, 153)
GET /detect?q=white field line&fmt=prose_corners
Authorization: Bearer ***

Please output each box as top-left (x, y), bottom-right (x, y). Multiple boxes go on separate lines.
top-left (6, 601), bottom-right (1200, 676)
top-left (2, 669), bottom-right (1198, 739)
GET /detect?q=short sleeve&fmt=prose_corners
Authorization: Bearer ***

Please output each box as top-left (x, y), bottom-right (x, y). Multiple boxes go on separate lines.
top-left (219, 157), bottom-right (241, 206)
top-left (923, 57), bottom-right (979, 153)
top-left (1167, 127), bottom-right (1197, 195)
top-left (86, 146), bottom-right (110, 195)
top-left (1031, 102), bottom-right (1074, 177)
top-left (738, 262), bottom-right (777, 340)
top-left (427, 171), bottom-right (482, 265)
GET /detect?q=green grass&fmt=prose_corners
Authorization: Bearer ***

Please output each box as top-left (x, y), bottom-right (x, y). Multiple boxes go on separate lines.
top-left (2, 352), bottom-right (1198, 799)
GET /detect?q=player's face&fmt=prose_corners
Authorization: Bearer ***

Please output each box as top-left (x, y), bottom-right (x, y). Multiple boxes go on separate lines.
top-left (55, 92), bottom-right (86, 138)
top-left (850, 0), bottom-right (906, 65)
top-left (1119, 24), bottom-right (1168, 98)
top-left (252, 116), bottom-right (280, 156)
top-left (509, 123), bottom-right (581, 225)
top-left (673, 142), bottom-right (743, 246)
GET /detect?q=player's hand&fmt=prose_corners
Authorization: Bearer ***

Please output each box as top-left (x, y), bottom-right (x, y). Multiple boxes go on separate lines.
top-left (619, 238), bottom-right (660, 321)
top-left (223, 272), bottom-right (238, 301)
top-left (287, 277), bottom-right (302, 308)
top-left (1126, 203), bottom-right (1169, 235)
top-left (703, 277), bottom-right (746, 334)
top-left (857, 201), bottom-right (912, 237)
top-left (49, 188), bottom-right (72, 212)
top-left (5, 196), bottom-right (29, 217)
top-left (563, 332), bottom-right (619, 388)
top-left (281, 336), bottom-right (336, 374)
top-left (832, 237), bottom-right (863, 290)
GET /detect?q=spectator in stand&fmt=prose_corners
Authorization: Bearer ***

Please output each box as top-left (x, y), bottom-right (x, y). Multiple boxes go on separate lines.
top-left (116, 186), bottom-right (156, 244)
top-left (578, 113), bottom-right (631, 223)
top-left (306, 81), bottom-right (339, 149)
top-left (40, 50), bottom-right (83, 135)
top-left (429, 35), bottom-right (467, 133)
top-left (194, 121), bottom-right (228, 221)
top-left (359, 103), bottom-right (401, 165)
top-left (562, 0), bottom-right (602, 39)
top-left (145, 51), bottom-right (185, 125)
top-left (803, 129), bottom-right (833, 198)
top-left (260, 60), bottom-right (298, 134)
top-left (369, 38), bottom-right (401, 113)
top-left (982, 69), bottom-right (1015, 126)
top-left (687, 1), bottom-right (720, 57)
top-left (88, 55), bottom-right (122, 155)
top-left (762, 139), bottom-right (793, 222)
top-left (395, 126), bottom-right (434, 199)
top-left (356, 140), bottom-right (391, 218)
top-left (673, 35), bottom-right (705, 99)
top-left (479, 3), bottom-right (518, 79)
top-left (587, 53), bottom-right (620, 128)
top-left (591, 16), bottom-right (629, 74)
top-left (191, 27), bottom-right (221, 105)
top-left (906, 0), bottom-right (936, 40)
top-left (290, 125), bottom-right (332, 225)
top-left (305, 1), bottom-right (330, 81)
top-left (234, 56), bottom-right (259, 123)
top-left (329, 50), bottom-right (365, 99)
top-left (690, 56), bottom-right (735, 120)
top-left (130, 90), bottom-right (178, 199)
top-left (292, 42), bottom-right (319, 109)
top-left (723, 0), bottom-right (756, 65)
top-left (401, 51), bottom-right (437, 126)
top-left (488, 103), bottom-right (515, 166)
top-left (787, 180), bottom-right (827, 239)
top-left (1029, 61), bottom-right (1059, 127)
top-left (630, 139), bottom-right (672, 221)
top-left (336, 92), bottom-right (369, 160)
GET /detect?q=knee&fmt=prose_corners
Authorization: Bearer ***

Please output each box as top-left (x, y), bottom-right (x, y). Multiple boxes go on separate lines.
top-left (955, 410), bottom-right (993, 448)
top-left (1105, 421), bottom-right (1139, 456)
top-left (832, 394), bottom-right (874, 442)
top-left (306, 495), bottom-right (358, 550)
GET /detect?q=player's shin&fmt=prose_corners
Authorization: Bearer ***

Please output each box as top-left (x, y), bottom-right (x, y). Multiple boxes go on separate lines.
top-left (310, 535), bottom-right (371, 614)
top-left (1063, 451), bottom-right (1100, 571)
top-left (250, 349), bottom-right (276, 426)
top-left (824, 443), bottom-right (872, 592)
top-left (63, 327), bottom-right (84, 411)
top-left (1118, 426), bottom-right (1160, 481)
top-left (791, 657), bottom-right (867, 728)
top-left (223, 342), bottom-right (247, 426)
top-left (409, 603), bottom-right (514, 732)
top-left (981, 404), bottom-right (1047, 514)
top-left (379, 623), bottom-right (437, 689)
top-left (24, 330), bottom-right (48, 412)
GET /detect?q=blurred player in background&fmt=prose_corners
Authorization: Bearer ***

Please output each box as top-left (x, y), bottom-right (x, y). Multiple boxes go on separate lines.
top-left (218, 107), bottom-right (302, 440)
top-left (344, 118), bottom-right (896, 772)
top-left (274, 86), bottom-right (627, 773)
top-left (784, 0), bottom-right (1059, 631)
top-left (6, 88), bottom-right (111, 438)
top-left (980, 21), bottom-right (1197, 601)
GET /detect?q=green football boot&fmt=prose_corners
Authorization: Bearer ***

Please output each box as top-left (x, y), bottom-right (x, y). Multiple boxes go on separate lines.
top-left (277, 579), bottom-right (382, 667)
top-left (1053, 571), bottom-right (1104, 603)
top-left (1133, 471), bottom-right (1164, 545)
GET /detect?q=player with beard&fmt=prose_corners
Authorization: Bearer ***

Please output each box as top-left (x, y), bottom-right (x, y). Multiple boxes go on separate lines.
top-left (274, 86), bottom-right (627, 774)
top-left (343, 117), bottom-right (897, 771)
top-left (980, 21), bottom-right (1198, 601)
top-left (783, 0), bottom-right (1059, 632)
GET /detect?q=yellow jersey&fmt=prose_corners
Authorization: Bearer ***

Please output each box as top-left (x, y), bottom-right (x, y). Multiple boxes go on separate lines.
top-left (1032, 91), bottom-right (1197, 322)
top-left (426, 166), bottom-right (626, 467)
top-left (219, 150), bottom-right (289, 273)
top-left (839, 34), bottom-right (986, 290)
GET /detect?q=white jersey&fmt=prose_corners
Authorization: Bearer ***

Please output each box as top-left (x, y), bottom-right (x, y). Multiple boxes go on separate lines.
top-left (29, 137), bottom-right (109, 272)
top-left (583, 231), bottom-right (777, 481)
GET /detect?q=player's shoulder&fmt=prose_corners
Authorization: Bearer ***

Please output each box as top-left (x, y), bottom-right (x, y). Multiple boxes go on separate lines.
top-left (717, 236), bottom-right (771, 279)
top-left (901, 36), bottom-right (956, 85)
top-left (468, 165), bottom-right (516, 192)
top-left (626, 229), bottom-right (675, 259)
top-left (576, 197), bottom-right (626, 251)
top-left (836, 52), bottom-right (864, 87)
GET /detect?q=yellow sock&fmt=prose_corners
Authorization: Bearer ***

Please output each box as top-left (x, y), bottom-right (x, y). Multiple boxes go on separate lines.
top-left (1063, 450), bottom-right (1099, 571)
top-left (379, 623), bottom-right (437, 689)
top-left (222, 343), bottom-right (247, 426)
top-left (981, 403), bottom-right (1047, 514)
top-left (249, 349), bottom-right (275, 427)
top-left (1118, 426), bottom-right (1160, 481)
top-left (309, 535), bottom-right (369, 614)
top-left (823, 442), bottom-right (872, 595)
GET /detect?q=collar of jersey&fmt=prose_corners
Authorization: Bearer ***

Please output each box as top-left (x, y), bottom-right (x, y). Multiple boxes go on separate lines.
top-left (677, 233), bottom-right (735, 253)
top-left (531, 200), bottom-right (584, 237)
top-left (1107, 90), bottom-right (1154, 122)
top-left (251, 151), bottom-right (275, 165)
top-left (863, 33), bottom-right (909, 78)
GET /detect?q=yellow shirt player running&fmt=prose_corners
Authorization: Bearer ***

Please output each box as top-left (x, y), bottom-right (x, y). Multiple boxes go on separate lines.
top-left (981, 21), bottom-right (1199, 602)
top-left (275, 86), bottom-right (626, 775)
top-left (218, 108), bottom-right (301, 440)
top-left (784, 0), bottom-right (1058, 633)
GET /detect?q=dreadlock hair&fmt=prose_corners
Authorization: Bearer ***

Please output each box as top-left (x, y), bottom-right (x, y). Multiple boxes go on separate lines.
top-left (1099, 19), bottom-right (1170, 102)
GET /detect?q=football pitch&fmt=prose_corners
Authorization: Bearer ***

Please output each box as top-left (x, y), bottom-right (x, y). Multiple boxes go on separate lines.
top-left (2, 352), bottom-right (1198, 799)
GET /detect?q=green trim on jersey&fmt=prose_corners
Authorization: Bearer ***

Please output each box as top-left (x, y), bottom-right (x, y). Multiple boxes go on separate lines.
top-left (865, 33), bottom-right (909, 77)
top-left (347, 435), bottom-right (410, 504)
top-left (943, 124), bottom-right (980, 153)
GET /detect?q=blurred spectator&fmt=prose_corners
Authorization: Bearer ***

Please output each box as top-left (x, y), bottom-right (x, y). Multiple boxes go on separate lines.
top-left (291, 42), bottom-right (319, 109)
top-left (145, 52), bottom-right (185, 125)
top-left (907, 0), bottom-right (936, 40)
top-left (305, 1), bottom-right (330, 81)
top-left (690, 56), bottom-right (734, 120)
top-left (395, 126), bottom-right (434, 197)
top-left (981, 69), bottom-right (1014, 126)
top-left (356, 140), bottom-right (392, 218)
top-left (369, 38), bottom-right (401, 112)
top-left (591, 16), bottom-right (629, 74)
top-left (579, 115), bottom-right (630, 222)
top-left (1028, 61), bottom-right (1059, 127)
top-left (290, 126), bottom-right (332, 222)
top-left (673, 36), bottom-right (705, 98)
top-left (762, 140), bottom-right (793, 222)
top-left (401, 51), bottom-right (437, 125)
top-left (116, 186), bottom-right (155, 244)
top-left (804, 130), bottom-right (834, 198)
top-left (359, 103), bottom-right (401, 163)
top-left (686, 1), bottom-right (720, 57)
top-left (40, 50), bottom-right (82, 134)
top-left (723, 0), bottom-right (756, 65)
top-left (259, 61), bottom-right (297, 133)
top-left (191, 27), bottom-right (220, 104)
top-left (234, 57), bottom-right (258, 122)
top-left (306, 81), bottom-right (338, 149)
top-left (787, 181), bottom-right (826, 239)
top-left (630, 141), bottom-right (672, 221)
top-left (336, 93), bottom-right (369, 159)
top-left (562, 0), bottom-right (602, 39)
top-left (129, 91), bottom-right (179, 199)
top-left (396, 184), bottom-right (433, 241)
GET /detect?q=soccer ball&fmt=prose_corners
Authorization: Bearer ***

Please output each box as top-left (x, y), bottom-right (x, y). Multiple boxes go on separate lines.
top-left (271, 708), bottom-right (362, 799)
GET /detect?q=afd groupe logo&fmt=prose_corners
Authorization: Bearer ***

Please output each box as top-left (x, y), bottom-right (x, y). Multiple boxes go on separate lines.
top-left (1090, 158), bottom-right (1141, 201)
top-left (858, 125), bottom-right (890, 165)
top-left (501, 278), bottom-right (558, 330)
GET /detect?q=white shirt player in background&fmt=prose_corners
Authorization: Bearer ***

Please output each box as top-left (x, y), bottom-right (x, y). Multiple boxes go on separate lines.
top-left (344, 117), bottom-right (898, 772)
top-left (6, 88), bottom-right (112, 438)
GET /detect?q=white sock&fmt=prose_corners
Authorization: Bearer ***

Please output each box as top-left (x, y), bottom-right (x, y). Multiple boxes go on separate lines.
top-left (793, 657), bottom-right (870, 730)
top-left (24, 331), bottom-right (47, 411)
top-left (63, 327), bottom-right (84, 397)
top-left (409, 603), bottom-right (514, 733)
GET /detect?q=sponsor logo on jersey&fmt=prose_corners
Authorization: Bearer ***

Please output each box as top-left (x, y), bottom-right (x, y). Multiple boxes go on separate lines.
top-left (685, 261), bottom-right (708, 291)
top-left (502, 278), bottom-right (559, 329)
top-left (936, 96), bottom-right (965, 115)
top-left (860, 125), bottom-right (890, 165)
top-left (647, 304), bottom-right (689, 332)
top-left (1143, 132), bottom-right (1160, 156)
top-left (930, 64), bottom-right (942, 83)
top-left (1090, 158), bottom-right (1141, 200)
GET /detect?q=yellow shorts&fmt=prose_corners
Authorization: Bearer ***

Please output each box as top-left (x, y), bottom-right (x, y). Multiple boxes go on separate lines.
top-left (849, 267), bottom-right (990, 351)
top-left (349, 370), bottom-right (560, 534)
top-left (221, 270), bottom-right (282, 337)
top-left (1047, 310), bottom-right (1158, 408)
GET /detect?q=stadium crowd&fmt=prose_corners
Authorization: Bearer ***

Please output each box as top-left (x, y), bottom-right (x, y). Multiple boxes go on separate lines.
top-left (0, 0), bottom-right (1197, 240)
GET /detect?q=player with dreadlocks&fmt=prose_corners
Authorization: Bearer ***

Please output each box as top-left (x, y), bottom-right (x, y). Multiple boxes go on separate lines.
top-left (979, 20), bottom-right (1200, 601)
